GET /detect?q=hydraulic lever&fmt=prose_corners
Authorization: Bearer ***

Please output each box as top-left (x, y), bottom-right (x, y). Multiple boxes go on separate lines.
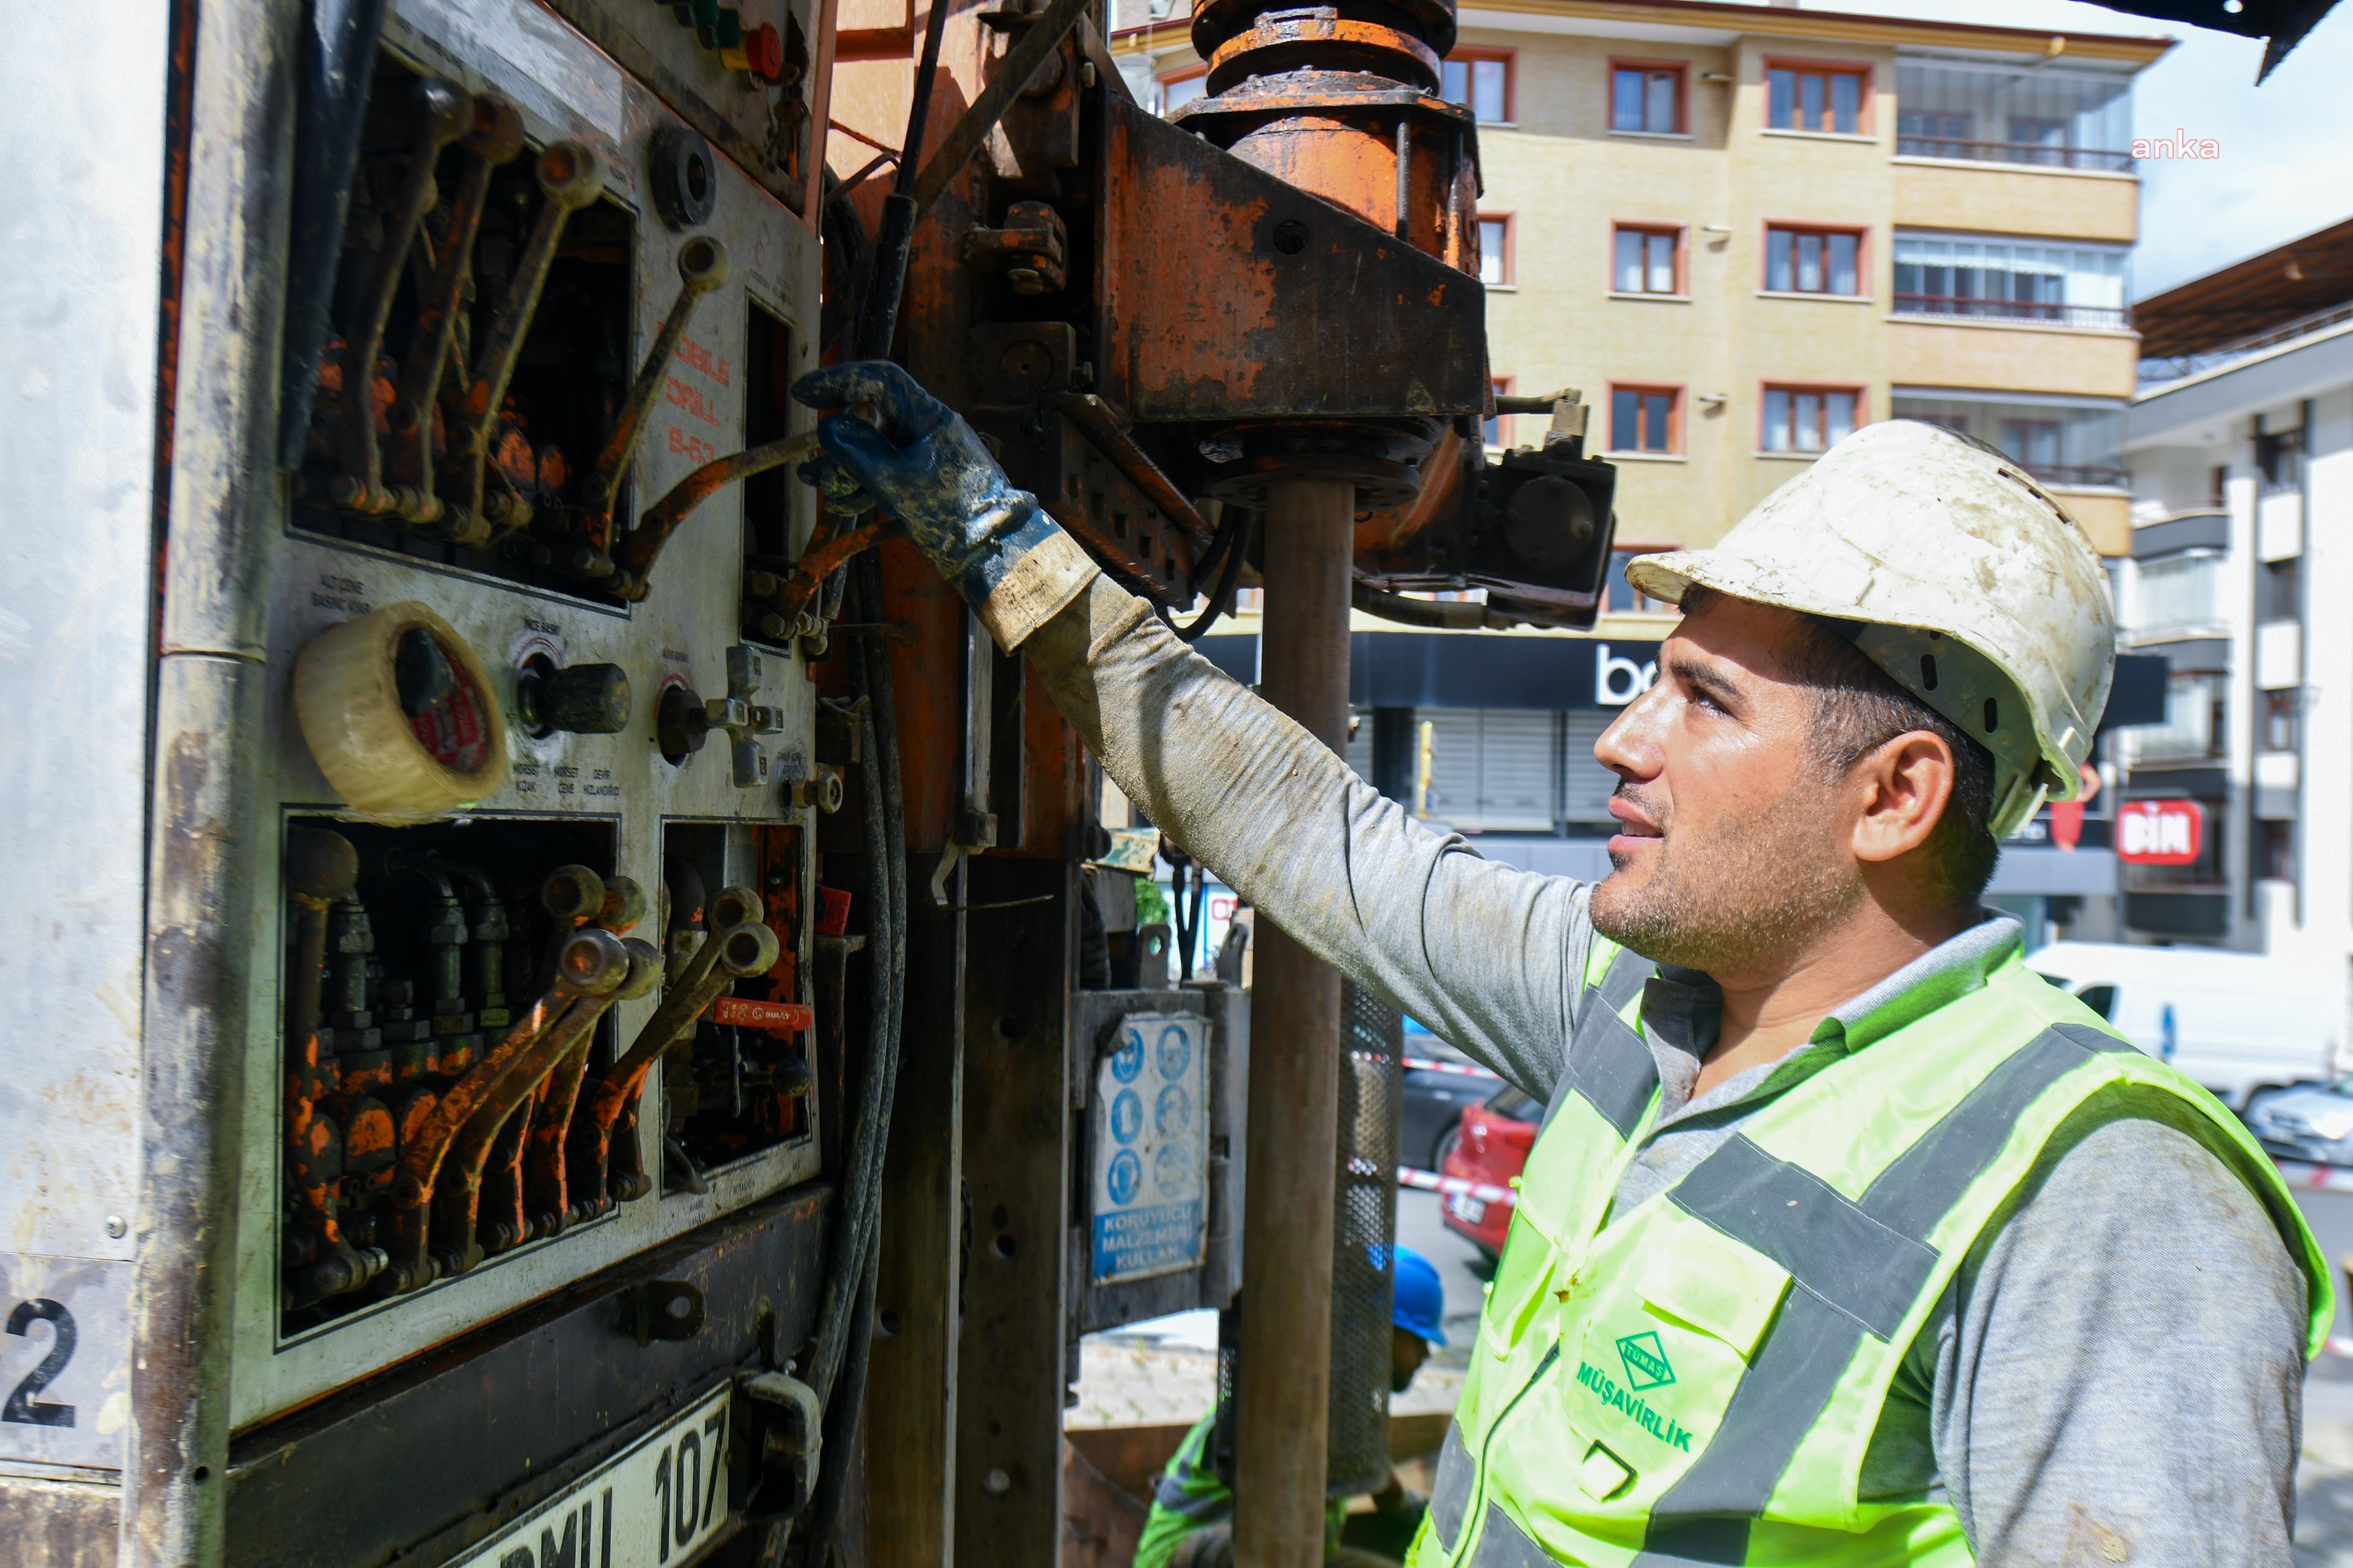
top-left (576, 887), bottom-right (776, 1208)
top-left (610, 429), bottom-right (822, 600)
top-left (378, 915), bottom-right (629, 1294)
top-left (441, 140), bottom-right (605, 546)
top-left (283, 828), bottom-right (382, 1303)
top-left (434, 937), bottom-right (659, 1274)
top-left (383, 95), bottom-right (528, 526)
top-left (571, 234), bottom-right (732, 579)
top-left (326, 77), bottom-right (471, 520)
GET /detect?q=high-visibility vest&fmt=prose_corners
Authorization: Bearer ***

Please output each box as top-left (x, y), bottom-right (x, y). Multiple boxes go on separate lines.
top-left (1134, 1412), bottom-right (1349, 1568)
top-left (1410, 935), bottom-right (2331, 1568)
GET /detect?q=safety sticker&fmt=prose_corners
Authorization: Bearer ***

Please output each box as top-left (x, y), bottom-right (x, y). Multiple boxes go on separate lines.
top-left (1090, 1012), bottom-right (1211, 1285)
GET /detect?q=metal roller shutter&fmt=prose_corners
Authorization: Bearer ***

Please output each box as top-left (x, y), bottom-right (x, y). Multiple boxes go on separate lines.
top-left (1415, 709), bottom-right (1559, 832)
top-left (1564, 712), bottom-right (1618, 827)
top-left (1346, 710), bottom-right (1375, 782)
top-left (1477, 710), bottom-right (1561, 832)
top-left (1418, 708), bottom-right (1483, 828)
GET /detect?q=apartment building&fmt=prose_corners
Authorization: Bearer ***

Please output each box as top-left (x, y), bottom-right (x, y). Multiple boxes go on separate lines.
top-left (1119, 0), bottom-right (2168, 936)
top-left (2117, 219), bottom-right (2353, 963)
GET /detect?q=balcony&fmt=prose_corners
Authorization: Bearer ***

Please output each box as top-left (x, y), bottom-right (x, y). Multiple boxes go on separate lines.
top-left (1892, 294), bottom-right (2132, 332)
top-left (1894, 135), bottom-right (2134, 173)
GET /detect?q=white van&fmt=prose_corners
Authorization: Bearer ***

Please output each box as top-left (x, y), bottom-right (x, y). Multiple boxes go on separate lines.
top-left (2026, 940), bottom-right (2343, 1112)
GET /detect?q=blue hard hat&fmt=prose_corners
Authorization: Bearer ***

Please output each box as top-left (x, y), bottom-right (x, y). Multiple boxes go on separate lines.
top-left (1392, 1244), bottom-right (1446, 1346)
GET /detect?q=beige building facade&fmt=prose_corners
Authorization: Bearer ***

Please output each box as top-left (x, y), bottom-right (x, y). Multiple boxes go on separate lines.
top-left (1112, 0), bottom-right (2167, 638)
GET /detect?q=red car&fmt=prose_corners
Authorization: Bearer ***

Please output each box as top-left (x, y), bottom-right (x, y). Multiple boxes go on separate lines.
top-left (1438, 1083), bottom-right (1539, 1259)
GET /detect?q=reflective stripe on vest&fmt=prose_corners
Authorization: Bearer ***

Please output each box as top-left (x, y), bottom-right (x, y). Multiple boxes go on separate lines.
top-left (1413, 938), bottom-right (2331, 1568)
top-left (1153, 1415), bottom-right (1229, 1521)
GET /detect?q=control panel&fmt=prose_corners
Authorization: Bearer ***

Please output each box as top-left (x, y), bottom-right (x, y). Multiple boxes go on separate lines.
top-left (237, 0), bottom-right (835, 1426)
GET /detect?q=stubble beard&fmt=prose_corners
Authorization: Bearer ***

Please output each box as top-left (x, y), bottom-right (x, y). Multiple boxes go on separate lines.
top-left (1590, 783), bottom-right (1863, 976)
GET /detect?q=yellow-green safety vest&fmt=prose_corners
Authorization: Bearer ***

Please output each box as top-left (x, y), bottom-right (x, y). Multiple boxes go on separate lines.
top-left (1408, 933), bottom-right (2331, 1568)
top-left (1136, 1411), bottom-right (1348, 1568)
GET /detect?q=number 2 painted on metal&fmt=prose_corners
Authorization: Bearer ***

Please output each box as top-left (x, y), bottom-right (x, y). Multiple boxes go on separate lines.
top-left (3, 1298), bottom-right (76, 1428)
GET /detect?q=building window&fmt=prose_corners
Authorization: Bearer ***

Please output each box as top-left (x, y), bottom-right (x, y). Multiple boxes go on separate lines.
top-left (1478, 214), bottom-right (1513, 287)
top-left (1894, 58), bottom-right (2133, 170)
top-left (1610, 385), bottom-right (1679, 454)
top-left (1767, 62), bottom-right (1867, 135)
top-left (2255, 819), bottom-right (2296, 883)
top-left (1605, 544), bottom-right (1676, 612)
top-left (1484, 376), bottom-right (1510, 448)
top-left (2262, 689), bottom-right (2301, 753)
top-left (1889, 393), bottom-right (2124, 488)
top-left (1764, 226), bottom-right (1861, 295)
top-left (1761, 386), bottom-right (1858, 454)
top-left (2133, 673), bottom-right (2228, 764)
top-left (2257, 556), bottom-right (2301, 622)
top-left (1155, 68), bottom-right (1206, 117)
top-left (1443, 51), bottom-right (1512, 124)
top-left (1892, 231), bottom-right (2129, 328)
top-left (1613, 226), bottom-right (1681, 294)
top-left (2257, 421), bottom-right (2305, 492)
top-left (1611, 61), bottom-right (1685, 134)
top-left (2130, 549), bottom-right (2226, 638)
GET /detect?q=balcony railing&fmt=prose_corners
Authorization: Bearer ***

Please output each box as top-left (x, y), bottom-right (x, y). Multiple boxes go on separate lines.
top-left (2020, 461), bottom-right (2130, 488)
top-left (1892, 293), bottom-right (2132, 329)
top-left (1896, 135), bottom-right (2135, 172)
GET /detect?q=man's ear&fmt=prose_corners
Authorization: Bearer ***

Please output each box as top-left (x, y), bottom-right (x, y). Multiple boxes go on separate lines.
top-left (1850, 731), bottom-right (1956, 866)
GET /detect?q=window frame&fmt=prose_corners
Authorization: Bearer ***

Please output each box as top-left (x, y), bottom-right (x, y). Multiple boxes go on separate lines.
top-left (1760, 222), bottom-right (1868, 298)
top-left (1608, 57), bottom-right (1689, 137)
top-left (1485, 374), bottom-right (1513, 451)
top-left (1477, 210), bottom-right (1515, 288)
top-left (1443, 47), bottom-right (1517, 125)
top-left (1758, 380), bottom-right (1865, 456)
top-left (1763, 57), bottom-right (1873, 137)
top-left (1608, 382), bottom-right (1684, 457)
top-left (1153, 64), bottom-right (1206, 117)
top-left (1610, 222), bottom-right (1686, 297)
top-left (1605, 542), bottom-right (1681, 613)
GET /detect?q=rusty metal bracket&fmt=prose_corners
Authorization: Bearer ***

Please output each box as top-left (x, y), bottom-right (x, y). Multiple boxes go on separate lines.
top-left (625, 1280), bottom-right (708, 1345)
top-left (1093, 96), bottom-right (1485, 426)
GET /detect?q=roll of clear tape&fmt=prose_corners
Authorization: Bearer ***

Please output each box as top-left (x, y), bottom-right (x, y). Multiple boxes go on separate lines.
top-left (294, 601), bottom-right (511, 821)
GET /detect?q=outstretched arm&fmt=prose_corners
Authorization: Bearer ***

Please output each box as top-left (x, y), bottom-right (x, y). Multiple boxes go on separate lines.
top-left (795, 361), bottom-right (1600, 1095)
top-left (1028, 574), bottom-right (1595, 1097)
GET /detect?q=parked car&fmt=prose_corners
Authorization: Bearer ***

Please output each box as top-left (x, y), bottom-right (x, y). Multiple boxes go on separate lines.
top-left (2027, 940), bottom-right (2342, 1113)
top-left (2248, 1078), bottom-right (2353, 1165)
top-left (1401, 1022), bottom-right (1492, 1170)
top-left (1438, 1083), bottom-right (1538, 1260)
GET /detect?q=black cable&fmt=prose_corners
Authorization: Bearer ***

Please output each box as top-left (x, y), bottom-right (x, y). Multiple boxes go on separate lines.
top-left (1173, 504), bottom-right (1258, 643)
top-left (850, 0), bottom-right (953, 362)
top-left (789, 560), bottom-right (907, 1565)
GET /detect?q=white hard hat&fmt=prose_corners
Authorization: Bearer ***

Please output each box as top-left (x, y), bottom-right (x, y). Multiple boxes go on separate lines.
top-left (1625, 419), bottom-right (2115, 839)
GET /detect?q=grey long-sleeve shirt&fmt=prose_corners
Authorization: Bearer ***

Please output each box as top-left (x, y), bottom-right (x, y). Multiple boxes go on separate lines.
top-left (1025, 575), bottom-right (2312, 1565)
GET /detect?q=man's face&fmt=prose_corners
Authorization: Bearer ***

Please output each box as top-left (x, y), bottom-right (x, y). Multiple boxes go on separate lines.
top-left (1390, 1325), bottom-right (1428, 1393)
top-left (1588, 594), bottom-right (1863, 977)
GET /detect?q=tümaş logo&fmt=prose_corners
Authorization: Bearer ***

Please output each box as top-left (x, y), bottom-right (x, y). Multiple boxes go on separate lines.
top-left (1616, 1331), bottom-right (1674, 1391)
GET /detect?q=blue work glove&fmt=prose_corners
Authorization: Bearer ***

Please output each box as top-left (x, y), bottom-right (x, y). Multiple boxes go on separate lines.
top-left (792, 360), bottom-right (1098, 648)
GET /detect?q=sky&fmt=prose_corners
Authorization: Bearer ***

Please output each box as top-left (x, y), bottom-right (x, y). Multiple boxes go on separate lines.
top-left (1776, 0), bottom-right (2353, 298)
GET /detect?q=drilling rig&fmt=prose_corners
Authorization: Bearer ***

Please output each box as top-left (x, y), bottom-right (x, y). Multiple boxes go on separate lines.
top-left (0, 0), bottom-right (1618, 1564)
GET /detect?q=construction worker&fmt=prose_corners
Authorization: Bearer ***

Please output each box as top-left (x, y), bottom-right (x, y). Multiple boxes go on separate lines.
top-left (796, 363), bottom-right (2332, 1565)
top-left (1135, 1245), bottom-right (1450, 1568)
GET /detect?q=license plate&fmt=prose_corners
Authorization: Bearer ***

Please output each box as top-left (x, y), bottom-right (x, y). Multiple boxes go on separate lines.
top-left (446, 1383), bottom-right (732, 1568)
top-left (1447, 1195), bottom-right (1487, 1224)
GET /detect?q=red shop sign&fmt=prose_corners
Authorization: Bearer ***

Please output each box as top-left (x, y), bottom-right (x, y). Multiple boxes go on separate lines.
top-left (2115, 799), bottom-right (2204, 865)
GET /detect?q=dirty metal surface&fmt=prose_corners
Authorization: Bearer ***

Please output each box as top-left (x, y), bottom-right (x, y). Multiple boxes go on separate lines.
top-left (1094, 96), bottom-right (1486, 428)
top-left (223, 1183), bottom-right (829, 1568)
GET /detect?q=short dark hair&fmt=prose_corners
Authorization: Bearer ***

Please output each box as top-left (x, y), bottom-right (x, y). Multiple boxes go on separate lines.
top-left (1682, 585), bottom-right (1999, 907)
